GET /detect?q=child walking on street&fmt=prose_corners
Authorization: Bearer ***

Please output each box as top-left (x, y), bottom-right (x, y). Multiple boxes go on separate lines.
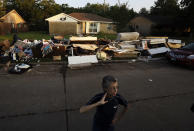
top-left (80, 75), bottom-right (128, 131)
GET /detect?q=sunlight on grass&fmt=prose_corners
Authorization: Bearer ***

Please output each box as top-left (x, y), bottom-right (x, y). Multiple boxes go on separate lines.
top-left (0, 31), bottom-right (118, 41)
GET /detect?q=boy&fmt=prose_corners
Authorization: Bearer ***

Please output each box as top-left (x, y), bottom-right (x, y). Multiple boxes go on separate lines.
top-left (80, 75), bottom-right (128, 131)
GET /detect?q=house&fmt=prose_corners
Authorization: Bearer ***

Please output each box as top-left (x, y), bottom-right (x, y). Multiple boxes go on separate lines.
top-left (45, 13), bottom-right (116, 35)
top-left (129, 16), bottom-right (174, 36)
top-left (0, 9), bottom-right (28, 34)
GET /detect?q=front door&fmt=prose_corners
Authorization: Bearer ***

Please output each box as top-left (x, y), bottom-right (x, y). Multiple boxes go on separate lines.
top-left (77, 23), bottom-right (82, 34)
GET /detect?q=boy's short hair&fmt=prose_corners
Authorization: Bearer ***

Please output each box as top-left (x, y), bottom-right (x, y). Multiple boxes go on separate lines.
top-left (102, 75), bottom-right (117, 91)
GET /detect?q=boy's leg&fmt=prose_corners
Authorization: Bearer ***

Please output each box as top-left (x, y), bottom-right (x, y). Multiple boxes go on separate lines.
top-left (92, 122), bottom-right (102, 131)
top-left (106, 125), bottom-right (115, 131)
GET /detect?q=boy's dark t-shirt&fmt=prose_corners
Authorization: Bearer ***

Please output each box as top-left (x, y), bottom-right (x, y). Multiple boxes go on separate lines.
top-left (86, 93), bottom-right (128, 126)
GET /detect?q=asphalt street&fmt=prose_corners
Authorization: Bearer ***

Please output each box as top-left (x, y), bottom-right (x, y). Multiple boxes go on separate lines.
top-left (0, 60), bottom-right (194, 131)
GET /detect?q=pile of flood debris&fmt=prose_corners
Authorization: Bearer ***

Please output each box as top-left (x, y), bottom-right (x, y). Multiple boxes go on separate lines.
top-left (0, 32), bottom-right (185, 69)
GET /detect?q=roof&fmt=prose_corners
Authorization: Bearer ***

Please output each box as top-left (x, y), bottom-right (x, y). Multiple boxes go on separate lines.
top-left (130, 15), bottom-right (174, 26)
top-left (69, 13), bottom-right (113, 23)
top-left (146, 16), bottom-right (174, 25)
top-left (45, 13), bottom-right (79, 22)
top-left (0, 10), bottom-right (26, 24)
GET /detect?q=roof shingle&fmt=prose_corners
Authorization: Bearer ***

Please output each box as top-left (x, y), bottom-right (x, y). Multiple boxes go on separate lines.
top-left (69, 13), bottom-right (113, 22)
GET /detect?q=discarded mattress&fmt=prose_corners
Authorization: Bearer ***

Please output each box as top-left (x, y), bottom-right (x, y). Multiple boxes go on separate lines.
top-left (148, 47), bottom-right (170, 55)
top-left (167, 43), bottom-right (182, 48)
top-left (72, 44), bottom-right (98, 51)
top-left (142, 39), bottom-right (166, 45)
top-left (68, 55), bottom-right (98, 67)
top-left (118, 42), bottom-right (136, 49)
top-left (167, 39), bottom-right (183, 49)
top-left (116, 32), bottom-right (139, 41)
top-left (70, 36), bottom-right (97, 41)
top-left (113, 49), bottom-right (140, 58)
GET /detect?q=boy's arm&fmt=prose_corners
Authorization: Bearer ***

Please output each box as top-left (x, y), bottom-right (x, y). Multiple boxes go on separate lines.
top-left (80, 93), bottom-right (108, 113)
top-left (112, 105), bottom-right (128, 124)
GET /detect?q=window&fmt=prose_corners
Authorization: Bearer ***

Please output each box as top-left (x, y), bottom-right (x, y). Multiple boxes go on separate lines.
top-left (60, 17), bottom-right (66, 21)
top-left (18, 23), bottom-right (21, 28)
top-left (136, 25), bottom-right (139, 29)
top-left (12, 23), bottom-right (15, 28)
top-left (89, 23), bottom-right (97, 33)
top-left (107, 24), bottom-right (112, 30)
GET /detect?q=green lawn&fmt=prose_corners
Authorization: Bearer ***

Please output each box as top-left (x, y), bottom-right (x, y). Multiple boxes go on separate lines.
top-left (95, 32), bottom-right (117, 40)
top-left (0, 31), bottom-right (117, 42)
top-left (1, 31), bottom-right (193, 45)
top-left (0, 31), bottom-right (52, 41)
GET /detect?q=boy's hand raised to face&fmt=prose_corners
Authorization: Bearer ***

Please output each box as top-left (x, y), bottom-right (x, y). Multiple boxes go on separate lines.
top-left (98, 93), bottom-right (108, 106)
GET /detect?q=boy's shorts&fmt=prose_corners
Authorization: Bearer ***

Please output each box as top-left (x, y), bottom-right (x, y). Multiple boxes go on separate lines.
top-left (92, 121), bottom-right (114, 131)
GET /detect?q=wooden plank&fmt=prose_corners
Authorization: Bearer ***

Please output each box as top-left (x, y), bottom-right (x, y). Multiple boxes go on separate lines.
top-left (70, 36), bottom-right (97, 41)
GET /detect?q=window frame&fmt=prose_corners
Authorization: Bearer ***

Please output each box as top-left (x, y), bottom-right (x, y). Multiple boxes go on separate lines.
top-left (107, 24), bottom-right (113, 30)
top-left (89, 22), bottom-right (98, 33)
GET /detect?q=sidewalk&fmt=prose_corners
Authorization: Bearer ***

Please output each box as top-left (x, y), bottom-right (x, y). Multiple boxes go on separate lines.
top-left (0, 61), bottom-right (194, 131)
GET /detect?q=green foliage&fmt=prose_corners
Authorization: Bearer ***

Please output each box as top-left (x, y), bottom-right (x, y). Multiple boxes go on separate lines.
top-left (180, 0), bottom-right (194, 32)
top-left (95, 32), bottom-right (117, 40)
top-left (150, 0), bottom-right (180, 16)
top-left (139, 8), bottom-right (149, 16)
top-left (0, 31), bottom-right (117, 41)
top-left (0, 31), bottom-right (51, 41)
top-left (2, 1), bottom-right (137, 32)
top-left (109, 4), bottom-right (136, 32)
top-left (2, 0), bottom-right (192, 35)
top-left (3, 0), bottom-right (63, 31)
top-left (0, 0), bottom-right (6, 17)
top-left (79, 3), bottom-right (136, 32)
top-left (180, 0), bottom-right (192, 7)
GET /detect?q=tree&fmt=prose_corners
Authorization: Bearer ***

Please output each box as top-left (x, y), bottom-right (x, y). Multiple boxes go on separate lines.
top-left (150, 0), bottom-right (180, 16)
top-left (82, 3), bottom-right (109, 16)
top-left (0, 0), bottom-right (6, 17)
top-left (3, 0), bottom-right (63, 30)
top-left (39, 0), bottom-right (61, 18)
top-left (108, 4), bottom-right (136, 32)
top-left (180, 0), bottom-right (194, 33)
top-left (139, 8), bottom-right (149, 16)
top-left (2, 0), bottom-right (137, 32)
top-left (180, 0), bottom-right (192, 7)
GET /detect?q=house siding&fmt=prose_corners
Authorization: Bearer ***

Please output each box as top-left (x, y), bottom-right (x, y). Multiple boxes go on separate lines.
top-left (49, 22), bottom-right (77, 35)
top-left (0, 22), bottom-right (28, 35)
top-left (82, 22), bottom-right (86, 34)
top-left (0, 23), bottom-right (11, 35)
top-left (129, 17), bottom-right (154, 35)
top-left (100, 23), bottom-right (117, 34)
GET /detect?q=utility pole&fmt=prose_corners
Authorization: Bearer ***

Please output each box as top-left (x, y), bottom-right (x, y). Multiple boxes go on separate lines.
top-left (103, 0), bottom-right (106, 13)
top-left (118, 0), bottom-right (129, 7)
top-left (118, 0), bottom-right (121, 7)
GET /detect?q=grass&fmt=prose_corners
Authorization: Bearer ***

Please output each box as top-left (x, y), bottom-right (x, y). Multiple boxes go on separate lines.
top-left (2, 31), bottom-right (192, 43)
top-left (0, 31), bottom-right (52, 41)
top-left (0, 31), bottom-right (117, 42)
top-left (95, 32), bottom-right (117, 40)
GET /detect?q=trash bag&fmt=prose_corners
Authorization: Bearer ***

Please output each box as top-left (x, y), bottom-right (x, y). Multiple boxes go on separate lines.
top-left (9, 63), bottom-right (32, 74)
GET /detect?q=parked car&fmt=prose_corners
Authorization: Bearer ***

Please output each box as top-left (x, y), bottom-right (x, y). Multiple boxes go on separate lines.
top-left (166, 43), bottom-right (194, 66)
